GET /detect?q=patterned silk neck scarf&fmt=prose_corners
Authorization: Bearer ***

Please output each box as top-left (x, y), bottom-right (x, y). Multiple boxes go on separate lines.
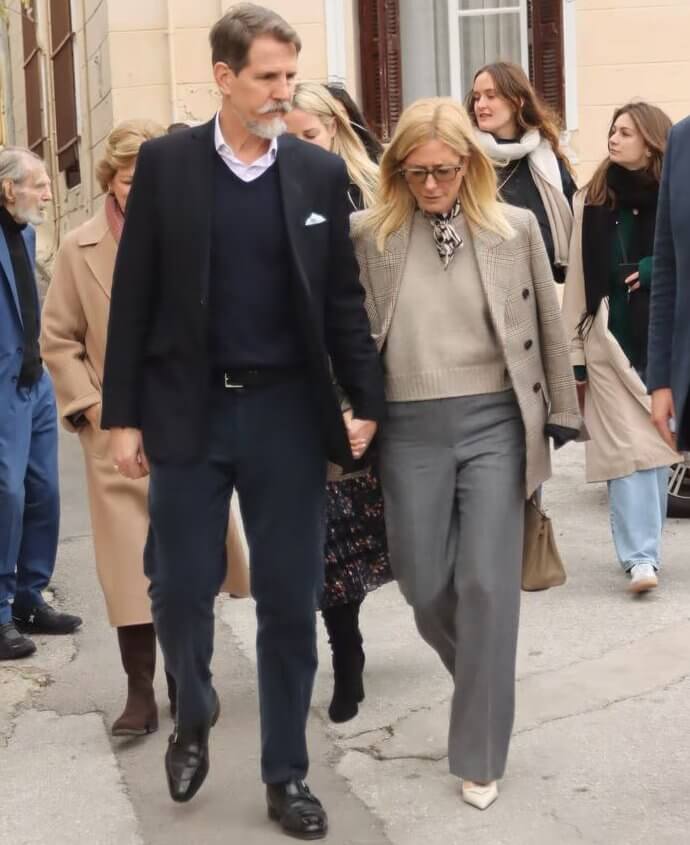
top-left (423, 200), bottom-right (464, 270)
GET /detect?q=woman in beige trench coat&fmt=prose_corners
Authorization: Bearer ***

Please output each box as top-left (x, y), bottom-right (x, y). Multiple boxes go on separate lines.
top-left (562, 102), bottom-right (679, 595)
top-left (40, 120), bottom-right (249, 737)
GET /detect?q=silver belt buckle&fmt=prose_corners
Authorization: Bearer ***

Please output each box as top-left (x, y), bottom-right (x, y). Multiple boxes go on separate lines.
top-left (224, 373), bottom-right (244, 389)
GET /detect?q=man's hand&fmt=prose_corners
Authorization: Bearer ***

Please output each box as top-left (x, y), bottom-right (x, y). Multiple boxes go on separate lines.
top-left (110, 427), bottom-right (150, 479)
top-left (651, 388), bottom-right (676, 449)
top-left (346, 417), bottom-right (377, 460)
top-left (84, 403), bottom-right (101, 429)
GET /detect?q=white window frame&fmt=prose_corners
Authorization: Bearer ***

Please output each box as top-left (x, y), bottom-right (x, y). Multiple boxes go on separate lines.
top-left (563, 0), bottom-right (578, 133)
top-left (325, 0), bottom-right (348, 85)
top-left (447, 0), bottom-right (529, 101)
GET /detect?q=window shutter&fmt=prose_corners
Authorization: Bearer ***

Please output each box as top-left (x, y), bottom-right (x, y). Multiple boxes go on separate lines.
top-left (49, 0), bottom-right (80, 186)
top-left (529, 0), bottom-right (565, 120)
top-left (358, 0), bottom-right (402, 142)
top-left (21, 1), bottom-right (44, 158)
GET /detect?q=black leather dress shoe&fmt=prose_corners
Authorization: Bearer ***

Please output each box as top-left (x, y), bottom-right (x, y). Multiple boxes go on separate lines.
top-left (165, 689), bottom-right (220, 803)
top-left (266, 779), bottom-right (328, 840)
top-left (13, 604), bottom-right (82, 635)
top-left (0, 622), bottom-right (36, 660)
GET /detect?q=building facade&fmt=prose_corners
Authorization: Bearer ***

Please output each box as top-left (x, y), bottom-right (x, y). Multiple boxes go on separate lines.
top-left (1, 0), bottom-right (689, 255)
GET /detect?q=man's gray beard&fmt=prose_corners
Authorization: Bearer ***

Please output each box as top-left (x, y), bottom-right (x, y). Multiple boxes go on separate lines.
top-left (246, 115), bottom-right (288, 140)
top-left (14, 204), bottom-right (46, 227)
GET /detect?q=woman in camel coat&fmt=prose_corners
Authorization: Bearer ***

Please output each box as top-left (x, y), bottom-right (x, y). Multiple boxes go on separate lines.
top-left (561, 102), bottom-right (679, 594)
top-left (41, 120), bottom-right (249, 737)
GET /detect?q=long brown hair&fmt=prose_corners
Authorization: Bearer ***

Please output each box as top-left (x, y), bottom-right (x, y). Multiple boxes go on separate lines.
top-left (465, 61), bottom-right (573, 173)
top-left (585, 102), bottom-right (672, 207)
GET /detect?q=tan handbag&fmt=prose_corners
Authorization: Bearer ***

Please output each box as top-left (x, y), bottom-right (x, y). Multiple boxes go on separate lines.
top-left (521, 497), bottom-right (566, 591)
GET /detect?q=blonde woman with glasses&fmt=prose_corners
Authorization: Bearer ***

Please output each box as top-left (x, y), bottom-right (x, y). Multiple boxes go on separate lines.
top-left (351, 98), bottom-right (580, 809)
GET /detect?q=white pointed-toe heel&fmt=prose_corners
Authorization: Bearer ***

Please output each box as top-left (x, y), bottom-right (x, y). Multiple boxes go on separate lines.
top-left (462, 780), bottom-right (499, 810)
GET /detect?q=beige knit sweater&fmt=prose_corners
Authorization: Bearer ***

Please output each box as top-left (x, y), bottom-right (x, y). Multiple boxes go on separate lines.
top-left (383, 212), bottom-right (510, 401)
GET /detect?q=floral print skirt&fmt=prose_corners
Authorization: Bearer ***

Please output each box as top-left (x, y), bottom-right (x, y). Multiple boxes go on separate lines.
top-left (322, 467), bottom-right (392, 610)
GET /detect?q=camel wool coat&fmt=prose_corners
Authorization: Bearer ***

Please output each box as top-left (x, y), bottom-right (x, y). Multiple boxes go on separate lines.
top-left (352, 204), bottom-right (581, 497)
top-left (561, 192), bottom-right (679, 482)
top-left (40, 207), bottom-right (249, 626)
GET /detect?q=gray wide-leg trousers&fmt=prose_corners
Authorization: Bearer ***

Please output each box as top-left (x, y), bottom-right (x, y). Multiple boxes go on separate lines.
top-left (379, 389), bottom-right (526, 783)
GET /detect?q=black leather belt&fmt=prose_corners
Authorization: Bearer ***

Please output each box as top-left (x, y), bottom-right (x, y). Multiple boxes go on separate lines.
top-left (216, 367), bottom-right (304, 390)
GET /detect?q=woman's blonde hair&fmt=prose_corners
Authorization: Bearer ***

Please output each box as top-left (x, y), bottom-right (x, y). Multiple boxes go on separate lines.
top-left (95, 119), bottom-right (165, 193)
top-left (358, 98), bottom-right (513, 252)
top-left (292, 82), bottom-right (379, 208)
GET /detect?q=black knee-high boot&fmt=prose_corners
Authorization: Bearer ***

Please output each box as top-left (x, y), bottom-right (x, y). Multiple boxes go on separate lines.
top-left (322, 600), bottom-right (365, 723)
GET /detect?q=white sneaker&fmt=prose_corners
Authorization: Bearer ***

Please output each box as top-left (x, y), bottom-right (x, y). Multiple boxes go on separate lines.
top-left (629, 563), bottom-right (658, 594)
top-left (462, 780), bottom-right (499, 810)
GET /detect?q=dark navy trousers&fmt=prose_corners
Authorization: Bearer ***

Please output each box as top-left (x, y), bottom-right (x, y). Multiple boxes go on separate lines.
top-left (0, 370), bottom-right (60, 624)
top-left (145, 378), bottom-right (327, 784)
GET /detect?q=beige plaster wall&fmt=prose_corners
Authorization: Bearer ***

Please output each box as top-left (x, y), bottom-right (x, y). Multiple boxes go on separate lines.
top-left (572, 0), bottom-right (690, 182)
top-left (2, 0), bottom-right (331, 246)
top-left (107, 0), bottom-right (329, 128)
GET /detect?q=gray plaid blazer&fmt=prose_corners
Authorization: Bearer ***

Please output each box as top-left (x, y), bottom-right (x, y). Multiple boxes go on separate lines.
top-left (351, 204), bottom-right (581, 496)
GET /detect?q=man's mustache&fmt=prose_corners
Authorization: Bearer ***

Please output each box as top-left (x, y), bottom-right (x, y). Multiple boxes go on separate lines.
top-left (257, 100), bottom-right (292, 115)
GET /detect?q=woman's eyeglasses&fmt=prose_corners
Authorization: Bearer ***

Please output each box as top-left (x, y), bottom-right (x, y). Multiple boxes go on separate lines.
top-left (398, 165), bottom-right (464, 184)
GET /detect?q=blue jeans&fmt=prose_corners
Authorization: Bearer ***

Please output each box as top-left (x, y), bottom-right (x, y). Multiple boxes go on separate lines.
top-left (607, 467), bottom-right (670, 572)
top-left (0, 371), bottom-right (60, 623)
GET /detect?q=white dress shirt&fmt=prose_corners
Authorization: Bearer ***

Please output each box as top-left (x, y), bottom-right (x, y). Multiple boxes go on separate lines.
top-left (213, 112), bottom-right (278, 183)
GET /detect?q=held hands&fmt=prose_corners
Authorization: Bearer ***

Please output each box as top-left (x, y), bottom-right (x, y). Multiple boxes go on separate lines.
top-left (651, 388), bottom-right (676, 450)
top-left (110, 427), bottom-right (150, 479)
top-left (343, 410), bottom-right (378, 460)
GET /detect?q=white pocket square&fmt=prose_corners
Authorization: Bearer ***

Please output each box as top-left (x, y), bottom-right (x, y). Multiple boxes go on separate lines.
top-left (305, 212), bottom-right (327, 226)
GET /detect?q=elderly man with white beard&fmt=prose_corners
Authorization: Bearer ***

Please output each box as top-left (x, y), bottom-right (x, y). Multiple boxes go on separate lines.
top-left (0, 147), bottom-right (82, 661)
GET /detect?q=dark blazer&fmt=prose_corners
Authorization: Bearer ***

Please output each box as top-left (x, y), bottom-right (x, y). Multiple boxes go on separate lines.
top-left (0, 224), bottom-right (37, 393)
top-left (647, 116), bottom-right (690, 448)
top-left (101, 119), bottom-right (385, 468)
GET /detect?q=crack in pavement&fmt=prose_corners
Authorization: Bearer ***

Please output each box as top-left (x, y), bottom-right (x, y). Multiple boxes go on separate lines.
top-left (547, 810), bottom-right (585, 840)
top-left (337, 672), bottom-right (690, 766)
top-left (517, 616), bottom-right (690, 683)
top-left (346, 746), bottom-right (448, 764)
top-left (515, 671), bottom-right (690, 737)
top-left (336, 724), bottom-right (394, 742)
top-left (333, 698), bottom-right (449, 748)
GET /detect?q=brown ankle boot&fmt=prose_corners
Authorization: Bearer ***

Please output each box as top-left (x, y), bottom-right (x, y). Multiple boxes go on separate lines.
top-left (112, 623), bottom-right (159, 736)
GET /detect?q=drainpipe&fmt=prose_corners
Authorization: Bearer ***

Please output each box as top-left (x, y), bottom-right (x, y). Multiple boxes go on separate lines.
top-left (79, 0), bottom-right (93, 215)
top-left (0, 17), bottom-right (16, 143)
top-left (37, 0), bottom-right (61, 263)
top-left (165, 0), bottom-right (177, 124)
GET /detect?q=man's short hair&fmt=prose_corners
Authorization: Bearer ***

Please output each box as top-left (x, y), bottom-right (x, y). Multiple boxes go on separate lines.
top-left (209, 3), bottom-right (301, 73)
top-left (0, 146), bottom-right (44, 206)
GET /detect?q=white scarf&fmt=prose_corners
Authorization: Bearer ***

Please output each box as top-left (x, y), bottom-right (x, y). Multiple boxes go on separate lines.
top-left (475, 129), bottom-right (573, 268)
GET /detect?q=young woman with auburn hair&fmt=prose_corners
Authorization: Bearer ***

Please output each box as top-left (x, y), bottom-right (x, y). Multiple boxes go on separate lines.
top-left (467, 61), bottom-right (575, 282)
top-left (562, 102), bottom-right (678, 594)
